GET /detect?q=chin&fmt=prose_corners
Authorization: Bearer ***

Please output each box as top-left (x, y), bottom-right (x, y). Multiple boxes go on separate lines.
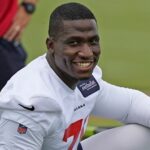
top-left (76, 73), bottom-right (93, 80)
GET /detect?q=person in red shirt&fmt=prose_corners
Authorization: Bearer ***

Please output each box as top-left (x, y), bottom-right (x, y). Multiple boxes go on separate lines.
top-left (0, 0), bottom-right (38, 90)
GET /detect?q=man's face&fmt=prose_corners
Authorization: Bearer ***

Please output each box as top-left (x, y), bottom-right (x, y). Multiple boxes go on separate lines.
top-left (47, 19), bottom-right (101, 80)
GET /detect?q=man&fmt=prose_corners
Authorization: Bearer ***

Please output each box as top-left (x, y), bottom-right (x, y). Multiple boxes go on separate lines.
top-left (0, 2), bottom-right (150, 150)
top-left (0, 0), bottom-right (38, 90)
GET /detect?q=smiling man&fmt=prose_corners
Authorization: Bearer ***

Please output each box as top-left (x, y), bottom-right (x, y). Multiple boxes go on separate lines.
top-left (0, 2), bottom-right (150, 150)
top-left (46, 18), bottom-right (100, 89)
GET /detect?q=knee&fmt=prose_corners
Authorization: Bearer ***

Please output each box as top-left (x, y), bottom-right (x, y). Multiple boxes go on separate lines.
top-left (81, 124), bottom-right (150, 150)
top-left (113, 124), bottom-right (150, 150)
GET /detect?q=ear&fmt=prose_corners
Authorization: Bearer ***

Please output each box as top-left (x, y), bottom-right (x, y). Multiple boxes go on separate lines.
top-left (46, 37), bottom-right (54, 54)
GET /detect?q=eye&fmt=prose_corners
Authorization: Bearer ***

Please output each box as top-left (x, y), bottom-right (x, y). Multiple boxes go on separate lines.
top-left (67, 40), bottom-right (80, 46)
top-left (90, 37), bottom-right (99, 45)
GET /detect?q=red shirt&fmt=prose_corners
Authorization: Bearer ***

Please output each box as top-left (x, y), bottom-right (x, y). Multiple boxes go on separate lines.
top-left (0, 0), bottom-right (18, 37)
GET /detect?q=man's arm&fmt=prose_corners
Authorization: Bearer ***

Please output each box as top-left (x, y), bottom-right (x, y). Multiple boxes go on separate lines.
top-left (3, 0), bottom-right (38, 41)
top-left (92, 80), bottom-right (150, 127)
top-left (0, 114), bottom-right (43, 150)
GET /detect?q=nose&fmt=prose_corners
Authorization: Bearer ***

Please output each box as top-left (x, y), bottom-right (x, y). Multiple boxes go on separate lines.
top-left (78, 44), bottom-right (93, 58)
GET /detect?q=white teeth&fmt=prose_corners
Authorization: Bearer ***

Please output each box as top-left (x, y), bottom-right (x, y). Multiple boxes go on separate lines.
top-left (77, 62), bottom-right (91, 67)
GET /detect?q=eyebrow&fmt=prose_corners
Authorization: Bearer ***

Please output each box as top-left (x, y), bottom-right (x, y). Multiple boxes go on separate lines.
top-left (66, 35), bottom-right (100, 41)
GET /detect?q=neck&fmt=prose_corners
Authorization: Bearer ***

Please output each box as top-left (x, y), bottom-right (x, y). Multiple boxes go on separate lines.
top-left (56, 70), bottom-right (78, 90)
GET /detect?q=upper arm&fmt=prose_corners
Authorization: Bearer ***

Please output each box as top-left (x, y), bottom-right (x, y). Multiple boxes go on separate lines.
top-left (0, 117), bottom-right (43, 150)
top-left (91, 80), bottom-right (132, 121)
top-left (92, 80), bottom-right (150, 127)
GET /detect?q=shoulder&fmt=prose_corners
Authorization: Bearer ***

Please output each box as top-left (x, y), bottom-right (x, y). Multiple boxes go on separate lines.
top-left (92, 65), bottom-right (102, 80)
top-left (3, 54), bottom-right (50, 93)
top-left (0, 55), bottom-right (62, 112)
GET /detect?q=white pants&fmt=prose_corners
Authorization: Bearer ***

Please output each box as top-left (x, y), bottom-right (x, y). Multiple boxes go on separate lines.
top-left (81, 124), bottom-right (150, 150)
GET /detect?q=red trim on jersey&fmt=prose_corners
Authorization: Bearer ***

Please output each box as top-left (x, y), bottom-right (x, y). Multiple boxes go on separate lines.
top-left (0, 0), bottom-right (18, 37)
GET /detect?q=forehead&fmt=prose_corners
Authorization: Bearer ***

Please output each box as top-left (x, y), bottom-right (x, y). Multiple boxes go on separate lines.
top-left (58, 19), bottom-right (98, 38)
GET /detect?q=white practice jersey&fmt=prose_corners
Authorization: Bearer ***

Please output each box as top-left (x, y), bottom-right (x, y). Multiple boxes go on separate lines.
top-left (0, 54), bottom-right (150, 150)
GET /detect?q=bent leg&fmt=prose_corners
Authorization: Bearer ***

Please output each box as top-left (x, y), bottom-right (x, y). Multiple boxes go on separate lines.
top-left (81, 124), bottom-right (150, 150)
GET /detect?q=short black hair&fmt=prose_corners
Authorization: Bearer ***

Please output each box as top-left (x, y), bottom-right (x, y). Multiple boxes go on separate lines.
top-left (48, 2), bottom-right (97, 37)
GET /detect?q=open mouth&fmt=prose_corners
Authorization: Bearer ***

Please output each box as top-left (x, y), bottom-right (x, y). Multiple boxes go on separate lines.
top-left (76, 62), bottom-right (92, 67)
top-left (72, 61), bottom-right (94, 71)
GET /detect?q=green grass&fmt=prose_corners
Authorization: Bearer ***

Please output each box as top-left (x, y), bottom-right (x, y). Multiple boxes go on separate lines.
top-left (22, 0), bottom-right (150, 126)
top-left (89, 116), bottom-right (122, 126)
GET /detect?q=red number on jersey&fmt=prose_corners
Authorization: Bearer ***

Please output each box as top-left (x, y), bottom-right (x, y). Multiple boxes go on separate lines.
top-left (63, 119), bottom-right (83, 150)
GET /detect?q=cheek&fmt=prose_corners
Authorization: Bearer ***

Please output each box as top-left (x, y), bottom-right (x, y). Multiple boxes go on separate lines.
top-left (54, 54), bottom-right (68, 71)
top-left (54, 46), bottom-right (77, 67)
top-left (94, 47), bottom-right (101, 57)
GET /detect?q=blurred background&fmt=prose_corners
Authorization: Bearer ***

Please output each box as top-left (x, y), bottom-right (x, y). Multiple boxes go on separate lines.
top-left (22, 0), bottom-right (150, 127)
